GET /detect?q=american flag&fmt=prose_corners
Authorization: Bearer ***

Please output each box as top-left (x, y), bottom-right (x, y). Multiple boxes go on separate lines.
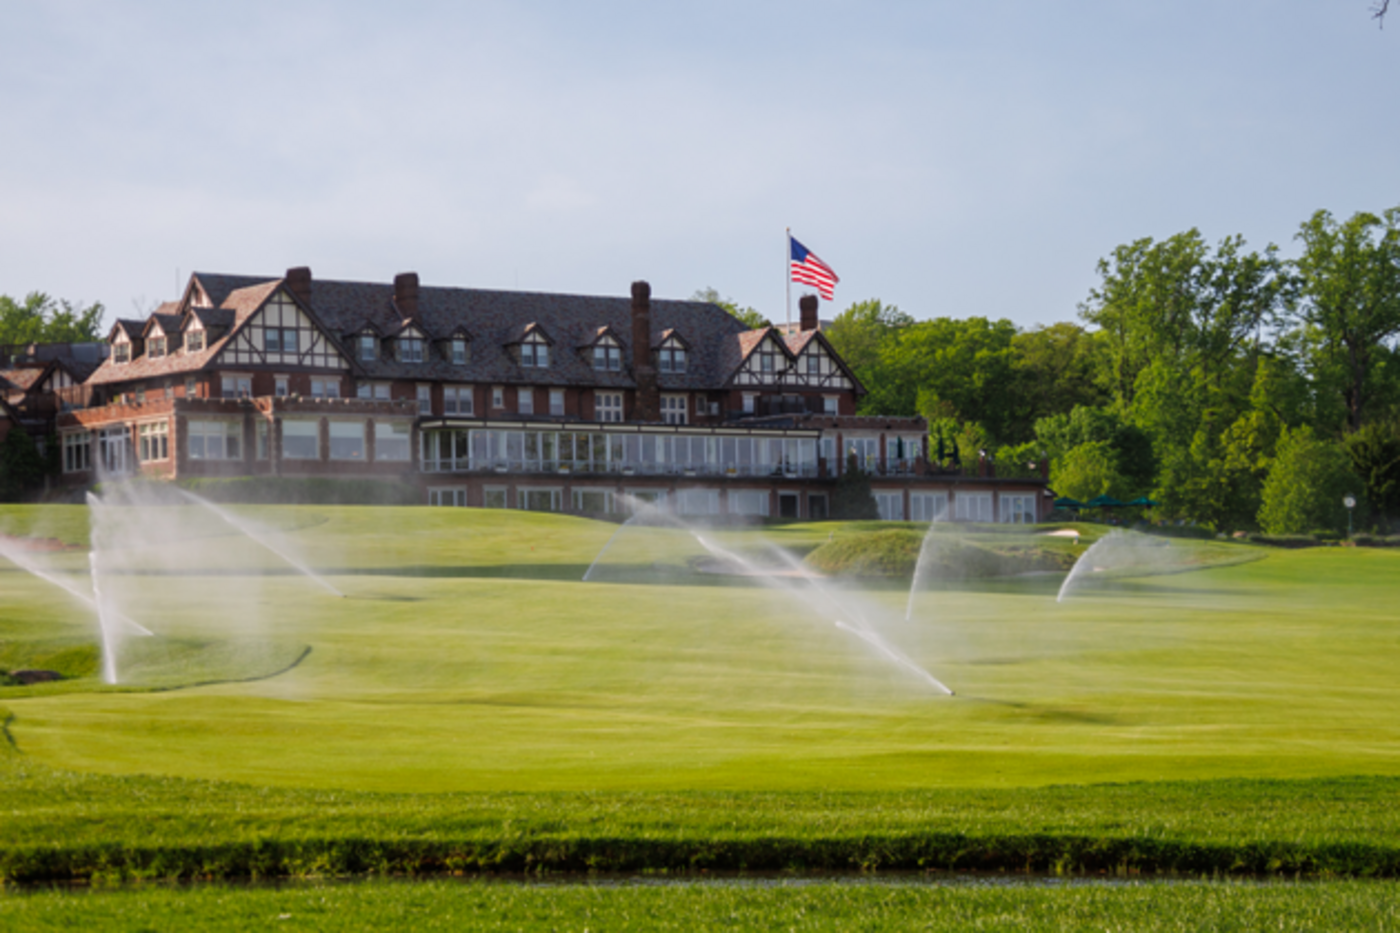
top-left (789, 236), bottom-right (839, 300)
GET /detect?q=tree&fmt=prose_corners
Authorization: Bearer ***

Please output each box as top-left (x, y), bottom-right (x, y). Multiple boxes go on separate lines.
top-left (1051, 441), bottom-right (1128, 502)
top-left (1345, 422), bottom-right (1400, 530)
top-left (1292, 208), bottom-right (1400, 433)
top-left (0, 428), bottom-right (47, 502)
top-left (831, 455), bottom-right (880, 519)
top-left (1258, 427), bottom-right (1361, 535)
top-left (1035, 405), bottom-right (1156, 495)
top-left (691, 287), bottom-right (770, 330)
top-left (1010, 323), bottom-right (1110, 432)
top-left (825, 298), bottom-right (913, 394)
top-left (0, 293), bottom-right (105, 345)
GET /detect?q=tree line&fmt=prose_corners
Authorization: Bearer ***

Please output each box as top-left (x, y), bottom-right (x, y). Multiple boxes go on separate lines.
top-left (822, 208), bottom-right (1400, 535)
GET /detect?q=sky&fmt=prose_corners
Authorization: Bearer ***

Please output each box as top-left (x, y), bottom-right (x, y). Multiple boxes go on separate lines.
top-left (2, 1), bottom-right (1397, 332)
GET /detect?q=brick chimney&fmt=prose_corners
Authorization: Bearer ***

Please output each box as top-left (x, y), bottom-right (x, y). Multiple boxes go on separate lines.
top-left (394, 272), bottom-right (420, 319)
top-left (630, 280), bottom-right (660, 421)
top-left (799, 294), bottom-right (819, 332)
top-left (285, 266), bottom-right (312, 304)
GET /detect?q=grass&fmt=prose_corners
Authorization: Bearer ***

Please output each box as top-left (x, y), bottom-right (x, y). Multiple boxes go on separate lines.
top-left (5, 878), bottom-right (1400, 931)
top-left (2, 502), bottom-right (1400, 898)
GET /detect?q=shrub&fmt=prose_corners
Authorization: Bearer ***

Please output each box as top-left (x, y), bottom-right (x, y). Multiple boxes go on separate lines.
top-left (1258, 427), bottom-right (1361, 535)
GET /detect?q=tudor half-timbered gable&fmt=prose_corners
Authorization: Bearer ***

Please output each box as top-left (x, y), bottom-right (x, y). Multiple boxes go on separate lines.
top-left (220, 290), bottom-right (348, 372)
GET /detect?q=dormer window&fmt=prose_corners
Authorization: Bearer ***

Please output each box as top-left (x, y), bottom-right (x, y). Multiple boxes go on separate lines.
top-left (148, 336), bottom-right (166, 359)
top-left (186, 330), bottom-right (205, 353)
top-left (358, 334), bottom-right (377, 362)
top-left (593, 336), bottom-right (622, 371)
top-left (113, 342), bottom-right (131, 364)
top-left (450, 338), bottom-right (468, 365)
top-left (521, 333), bottom-right (549, 368)
top-left (400, 337), bottom-right (424, 363)
top-left (659, 343), bottom-right (687, 373)
top-left (758, 346), bottom-right (779, 374)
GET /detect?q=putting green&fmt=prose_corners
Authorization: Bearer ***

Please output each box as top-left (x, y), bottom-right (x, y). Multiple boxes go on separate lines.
top-left (2, 506), bottom-right (1398, 792)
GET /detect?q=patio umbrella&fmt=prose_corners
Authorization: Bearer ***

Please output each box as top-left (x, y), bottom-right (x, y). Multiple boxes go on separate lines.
top-left (1125, 497), bottom-right (1161, 507)
top-left (1085, 495), bottom-right (1126, 508)
top-left (1053, 497), bottom-right (1083, 509)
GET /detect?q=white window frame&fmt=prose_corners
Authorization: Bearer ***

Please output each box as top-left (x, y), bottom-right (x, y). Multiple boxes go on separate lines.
top-left (450, 338), bottom-right (468, 365)
top-left (417, 384), bottom-right (432, 415)
top-left (221, 374), bottom-right (252, 399)
top-left (275, 375), bottom-right (290, 397)
top-left (444, 385), bottom-right (473, 415)
top-left (310, 378), bottom-right (339, 399)
top-left (910, 492), bottom-right (949, 523)
top-left (62, 431), bottom-right (92, 473)
top-left (954, 493), bottom-right (994, 523)
top-left (596, 392), bottom-right (623, 423)
top-left (571, 488), bottom-right (616, 514)
top-left (138, 421), bottom-right (169, 462)
top-left (518, 387), bottom-right (534, 415)
top-left (187, 420), bottom-right (243, 461)
top-left (281, 419), bottom-right (320, 460)
top-left (492, 386), bottom-right (505, 409)
top-left (328, 420), bottom-right (366, 461)
top-left (358, 334), bottom-right (377, 362)
top-left (549, 389), bottom-right (565, 416)
top-left (429, 487), bottom-right (467, 507)
top-left (999, 493), bottom-right (1037, 524)
top-left (185, 329), bottom-right (205, 353)
top-left (400, 336), bottom-right (424, 364)
top-left (375, 421), bottom-right (412, 462)
top-left (661, 394), bottom-right (687, 425)
top-left (874, 491), bottom-right (905, 522)
top-left (518, 486), bottom-right (562, 512)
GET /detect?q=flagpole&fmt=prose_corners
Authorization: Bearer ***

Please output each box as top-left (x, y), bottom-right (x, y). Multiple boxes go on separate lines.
top-left (785, 227), bottom-right (792, 332)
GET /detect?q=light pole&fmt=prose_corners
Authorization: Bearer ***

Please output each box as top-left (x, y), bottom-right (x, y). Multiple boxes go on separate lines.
top-left (1344, 494), bottom-right (1356, 538)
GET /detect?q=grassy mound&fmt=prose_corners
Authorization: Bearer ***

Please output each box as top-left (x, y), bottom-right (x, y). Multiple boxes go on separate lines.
top-left (804, 529), bottom-right (1074, 578)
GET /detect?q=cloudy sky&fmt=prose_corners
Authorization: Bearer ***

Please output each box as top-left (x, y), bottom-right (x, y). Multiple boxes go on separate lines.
top-left (2, 2), bottom-right (1396, 330)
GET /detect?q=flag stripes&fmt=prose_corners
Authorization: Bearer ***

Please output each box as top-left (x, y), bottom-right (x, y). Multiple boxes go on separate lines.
top-left (789, 236), bottom-right (839, 300)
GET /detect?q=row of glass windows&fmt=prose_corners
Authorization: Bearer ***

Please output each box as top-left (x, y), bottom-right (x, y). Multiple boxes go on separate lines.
top-left (358, 334), bottom-right (467, 364)
top-left (872, 492), bottom-right (1037, 523)
top-left (421, 429), bottom-right (819, 477)
top-left (111, 330), bottom-right (206, 364)
top-left (429, 487), bottom-right (774, 517)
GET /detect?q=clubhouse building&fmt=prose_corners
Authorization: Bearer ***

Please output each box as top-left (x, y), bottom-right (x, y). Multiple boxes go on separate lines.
top-left (50, 268), bottom-right (1048, 522)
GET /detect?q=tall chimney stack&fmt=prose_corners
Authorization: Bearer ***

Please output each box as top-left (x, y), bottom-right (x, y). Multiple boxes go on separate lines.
top-left (285, 266), bottom-right (312, 304)
top-left (394, 272), bottom-right (420, 319)
top-left (799, 294), bottom-right (819, 332)
top-left (630, 280), bottom-right (660, 422)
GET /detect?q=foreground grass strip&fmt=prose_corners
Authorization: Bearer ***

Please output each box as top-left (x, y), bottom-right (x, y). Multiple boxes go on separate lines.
top-left (4, 878), bottom-right (1400, 932)
top-left (4, 750), bottom-right (1400, 882)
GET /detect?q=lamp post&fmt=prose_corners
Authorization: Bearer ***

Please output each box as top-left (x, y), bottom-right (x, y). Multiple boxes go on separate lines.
top-left (1344, 494), bottom-right (1356, 538)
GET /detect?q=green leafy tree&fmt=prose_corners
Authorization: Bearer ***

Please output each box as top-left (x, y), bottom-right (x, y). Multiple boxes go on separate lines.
top-left (1345, 422), bottom-right (1400, 530)
top-left (0, 293), bottom-right (105, 345)
top-left (691, 287), bottom-right (770, 329)
top-left (1035, 405), bottom-right (1156, 495)
top-left (0, 428), bottom-right (47, 501)
top-left (1051, 441), bottom-right (1128, 502)
top-left (830, 456), bottom-right (879, 519)
top-left (1292, 208), bottom-right (1400, 433)
top-left (1258, 427), bottom-right (1361, 534)
top-left (825, 299), bottom-right (913, 388)
top-left (1010, 323), bottom-right (1110, 432)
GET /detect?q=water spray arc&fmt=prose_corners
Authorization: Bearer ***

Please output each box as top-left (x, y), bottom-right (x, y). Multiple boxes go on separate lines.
top-left (175, 489), bottom-right (344, 597)
top-left (905, 517), bottom-right (946, 622)
top-left (585, 496), bottom-right (954, 695)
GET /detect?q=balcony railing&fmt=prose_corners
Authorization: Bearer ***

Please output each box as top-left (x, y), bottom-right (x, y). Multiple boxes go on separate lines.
top-left (421, 456), bottom-right (819, 478)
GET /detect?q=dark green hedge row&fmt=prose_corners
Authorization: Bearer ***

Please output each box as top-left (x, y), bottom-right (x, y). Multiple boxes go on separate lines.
top-left (4, 833), bottom-right (1399, 883)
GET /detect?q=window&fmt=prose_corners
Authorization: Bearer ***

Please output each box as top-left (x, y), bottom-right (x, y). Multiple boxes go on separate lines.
top-left (358, 334), bottom-right (377, 361)
top-left (572, 489), bottom-right (615, 513)
top-left (264, 328), bottom-right (296, 354)
top-left (400, 337), bottom-right (424, 363)
top-left (185, 377), bottom-right (197, 397)
top-left (186, 330), bottom-right (205, 352)
top-left (221, 375), bottom-right (251, 399)
top-left (187, 420), bottom-right (242, 460)
top-left (450, 338), bottom-right (468, 365)
top-left (281, 419), bottom-right (319, 459)
top-left (483, 487), bottom-right (508, 509)
top-left (417, 384), bottom-right (432, 415)
top-left (823, 395), bottom-right (839, 414)
top-left (728, 490), bottom-right (770, 517)
top-left (596, 392), bottom-right (622, 423)
top-left (661, 395), bottom-right (687, 425)
top-left (310, 378), bottom-right (339, 399)
top-left (429, 488), bottom-right (467, 507)
top-left (275, 376), bottom-right (289, 397)
top-left (518, 388), bottom-right (534, 414)
top-left (676, 489), bottom-right (720, 515)
top-left (549, 389), bottom-right (565, 416)
top-left (356, 382), bottom-right (391, 400)
top-left (807, 355), bottom-right (820, 375)
top-left (138, 422), bottom-right (169, 462)
top-left (62, 432), bottom-right (92, 473)
top-left (148, 336), bottom-right (166, 358)
top-left (329, 421), bottom-right (365, 460)
top-left (518, 488), bottom-right (561, 511)
top-left (846, 437), bottom-right (879, 472)
top-left (658, 345), bottom-right (687, 373)
top-left (742, 393), bottom-right (756, 414)
top-left (954, 493), bottom-right (994, 523)
top-left (135, 387), bottom-right (146, 405)
top-left (113, 342), bottom-right (131, 364)
top-left (875, 491), bottom-right (904, 521)
top-left (758, 349), bottom-right (778, 374)
top-left (98, 427), bottom-right (133, 474)
top-left (492, 386), bottom-right (505, 409)
top-left (521, 334), bottom-right (549, 368)
top-left (593, 340), bottom-right (622, 371)
top-left (443, 385), bottom-right (472, 415)
top-left (375, 421), bottom-right (412, 461)
top-left (821, 437), bottom-right (835, 468)
top-left (911, 492), bottom-right (948, 523)
top-left (1000, 494), bottom-right (1037, 524)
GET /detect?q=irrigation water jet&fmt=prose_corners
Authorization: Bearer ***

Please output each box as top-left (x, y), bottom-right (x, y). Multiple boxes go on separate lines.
top-left (174, 489), bottom-right (344, 597)
top-left (0, 537), bottom-right (151, 636)
top-left (587, 495), bottom-right (955, 694)
top-left (581, 513), bottom-right (642, 581)
top-left (1056, 529), bottom-right (1166, 603)
top-left (905, 518), bottom-right (948, 622)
